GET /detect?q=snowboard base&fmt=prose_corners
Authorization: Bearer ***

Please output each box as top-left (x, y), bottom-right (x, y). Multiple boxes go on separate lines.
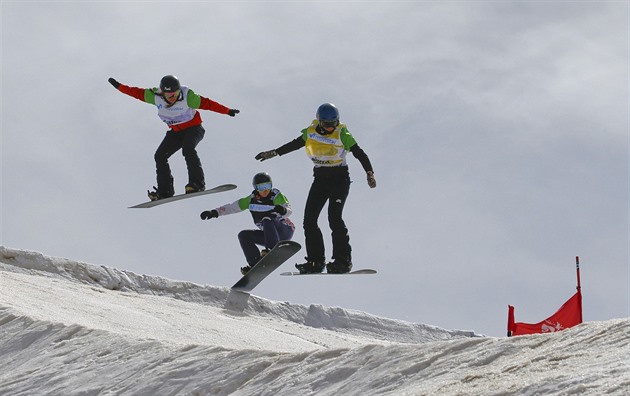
top-left (280, 269), bottom-right (377, 276)
top-left (232, 240), bottom-right (301, 292)
top-left (129, 183), bottom-right (237, 208)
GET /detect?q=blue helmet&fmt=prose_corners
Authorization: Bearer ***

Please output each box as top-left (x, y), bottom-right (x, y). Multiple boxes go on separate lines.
top-left (316, 103), bottom-right (339, 134)
top-left (316, 103), bottom-right (340, 123)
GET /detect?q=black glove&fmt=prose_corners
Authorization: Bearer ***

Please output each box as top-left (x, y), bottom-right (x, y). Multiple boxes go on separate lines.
top-left (200, 210), bottom-right (219, 220)
top-left (255, 150), bottom-right (277, 162)
top-left (228, 109), bottom-right (240, 117)
top-left (108, 78), bottom-right (120, 89)
top-left (274, 205), bottom-right (287, 216)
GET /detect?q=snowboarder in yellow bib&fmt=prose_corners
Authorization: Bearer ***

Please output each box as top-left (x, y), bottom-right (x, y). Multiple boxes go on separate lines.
top-left (255, 103), bottom-right (376, 274)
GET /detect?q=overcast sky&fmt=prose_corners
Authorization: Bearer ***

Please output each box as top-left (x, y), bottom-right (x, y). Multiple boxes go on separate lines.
top-left (2, 1), bottom-right (628, 336)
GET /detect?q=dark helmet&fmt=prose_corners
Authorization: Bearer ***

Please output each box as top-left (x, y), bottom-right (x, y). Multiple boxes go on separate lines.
top-left (160, 75), bottom-right (181, 92)
top-left (316, 103), bottom-right (340, 131)
top-left (252, 172), bottom-right (272, 188)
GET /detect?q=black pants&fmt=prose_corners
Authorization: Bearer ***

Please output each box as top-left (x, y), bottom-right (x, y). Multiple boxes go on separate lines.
top-left (303, 168), bottom-right (352, 263)
top-left (154, 125), bottom-right (205, 195)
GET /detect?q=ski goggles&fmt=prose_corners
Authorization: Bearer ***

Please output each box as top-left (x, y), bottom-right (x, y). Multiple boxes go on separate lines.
top-left (319, 120), bottom-right (339, 129)
top-left (255, 182), bottom-right (273, 192)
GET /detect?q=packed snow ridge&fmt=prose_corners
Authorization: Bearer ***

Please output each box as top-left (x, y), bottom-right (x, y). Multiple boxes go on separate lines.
top-left (1, 246), bottom-right (628, 396)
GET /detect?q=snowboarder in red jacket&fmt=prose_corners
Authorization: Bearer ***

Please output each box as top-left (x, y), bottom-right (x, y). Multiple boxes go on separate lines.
top-left (108, 75), bottom-right (239, 200)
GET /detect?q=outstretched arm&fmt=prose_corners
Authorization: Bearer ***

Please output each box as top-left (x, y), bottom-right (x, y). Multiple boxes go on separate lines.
top-left (200, 198), bottom-right (248, 220)
top-left (188, 90), bottom-right (239, 117)
top-left (108, 77), bottom-right (154, 103)
top-left (255, 136), bottom-right (305, 161)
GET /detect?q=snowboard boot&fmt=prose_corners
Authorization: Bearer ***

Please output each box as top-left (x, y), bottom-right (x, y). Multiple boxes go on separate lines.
top-left (243, 250), bottom-right (269, 275)
top-left (148, 188), bottom-right (160, 201)
top-left (148, 186), bottom-right (174, 201)
top-left (185, 182), bottom-right (205, 194)
top-left (326, 258), bottom-right (353, 274)
top-left (295, 259), bottom-right (325, 274)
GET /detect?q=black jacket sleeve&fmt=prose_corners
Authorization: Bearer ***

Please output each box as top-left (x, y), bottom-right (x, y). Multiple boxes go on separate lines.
top-left (276, 136), bottom-right (305, 156)
top-left (350, 144), bottom-right (374, 173)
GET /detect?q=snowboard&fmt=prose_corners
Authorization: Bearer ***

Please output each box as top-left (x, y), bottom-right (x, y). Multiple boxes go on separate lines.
top-left (279, 269), bottom-right (377, 276)
top-left (129, 184), bottom-right (237, 208)
top-left (232, 240), bottom-right (301, 292)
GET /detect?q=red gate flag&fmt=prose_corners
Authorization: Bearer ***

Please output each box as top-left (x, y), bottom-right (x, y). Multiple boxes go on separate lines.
top-left (507, 256), bottom-right (583, 337)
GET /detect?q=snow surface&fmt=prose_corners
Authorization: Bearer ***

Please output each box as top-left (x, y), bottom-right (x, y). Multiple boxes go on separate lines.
top-left (0, 246), bottom-right (628, 396)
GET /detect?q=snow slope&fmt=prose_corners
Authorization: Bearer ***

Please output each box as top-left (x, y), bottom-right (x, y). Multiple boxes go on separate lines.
top-left (0, 246), bottom-right (628, 395)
